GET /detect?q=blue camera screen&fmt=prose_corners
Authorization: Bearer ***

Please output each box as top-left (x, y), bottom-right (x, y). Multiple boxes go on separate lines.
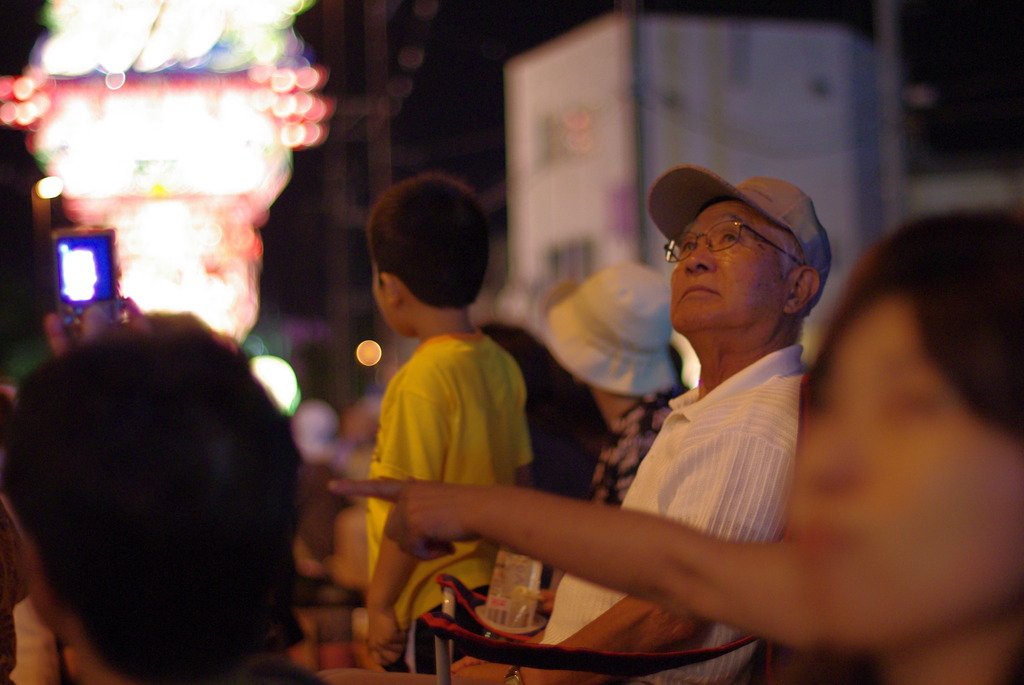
top-left (56, 234), bottom-right (116, 304)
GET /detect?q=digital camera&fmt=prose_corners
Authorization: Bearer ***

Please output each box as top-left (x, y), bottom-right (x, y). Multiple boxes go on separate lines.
top-left (53, 228), bottom-right (124, 330)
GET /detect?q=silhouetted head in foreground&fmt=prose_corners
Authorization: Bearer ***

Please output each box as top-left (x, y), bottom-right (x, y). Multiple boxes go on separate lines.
top-left (3, 320), bottom-right (301, 683)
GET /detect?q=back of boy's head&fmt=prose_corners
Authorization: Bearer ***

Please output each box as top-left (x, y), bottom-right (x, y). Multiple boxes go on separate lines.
top-left (2, 320), bottom-right (300, 683)
top-left (367, 171), bottom-right (489, 308)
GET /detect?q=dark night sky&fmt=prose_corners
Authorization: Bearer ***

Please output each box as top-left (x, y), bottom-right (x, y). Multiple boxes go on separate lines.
top-left (1, 0), bottom-right (1021, 381)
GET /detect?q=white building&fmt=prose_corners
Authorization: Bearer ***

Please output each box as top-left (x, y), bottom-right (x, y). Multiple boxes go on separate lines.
top-left (502, 12), bottom-right (884, 358)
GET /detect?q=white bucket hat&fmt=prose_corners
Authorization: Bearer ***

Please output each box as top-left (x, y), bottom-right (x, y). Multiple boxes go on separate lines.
top-left (539, 262), bottom-right (677, 396)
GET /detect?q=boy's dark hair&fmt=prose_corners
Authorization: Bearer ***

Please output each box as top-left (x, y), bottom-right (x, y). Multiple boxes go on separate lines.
top-left (2, 323), bottom-right (300, 683)
top-left (367, 171), bottom-right (490, 308)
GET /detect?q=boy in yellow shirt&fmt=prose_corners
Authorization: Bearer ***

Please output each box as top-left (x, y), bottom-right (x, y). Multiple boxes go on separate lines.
top-left (363, 172), bottom-right (533, 673)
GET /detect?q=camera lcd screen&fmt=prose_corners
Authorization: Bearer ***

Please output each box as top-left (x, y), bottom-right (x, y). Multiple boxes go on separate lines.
top-left (55, 233), bottom-right (117, 305)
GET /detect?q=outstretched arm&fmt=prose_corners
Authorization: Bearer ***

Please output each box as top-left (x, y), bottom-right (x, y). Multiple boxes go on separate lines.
top-left (331, 479), bottom-right (816, 647)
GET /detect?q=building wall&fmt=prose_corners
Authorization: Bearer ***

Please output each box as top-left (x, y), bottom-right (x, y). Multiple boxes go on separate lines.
top-left (907, 168), bottom-right (1024, 217)
top-left (504, 13), bottom-right (638, 311)
top-left (503, 12), bottom-right (883, 337)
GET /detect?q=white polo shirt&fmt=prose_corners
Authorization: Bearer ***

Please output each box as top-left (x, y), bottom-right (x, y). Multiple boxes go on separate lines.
top-left (542, 345), bottom-right (805, 685)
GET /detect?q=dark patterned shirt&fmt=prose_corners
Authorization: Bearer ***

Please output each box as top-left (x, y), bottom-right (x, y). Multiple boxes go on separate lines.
top-left (589, 388), bottom-right (680, 506)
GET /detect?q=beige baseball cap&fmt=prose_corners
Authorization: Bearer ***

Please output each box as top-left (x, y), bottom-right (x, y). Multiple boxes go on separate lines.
top-left (648, 164), bottom-right (831, 308)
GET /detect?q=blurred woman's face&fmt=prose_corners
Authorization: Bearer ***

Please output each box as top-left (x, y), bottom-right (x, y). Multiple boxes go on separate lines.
top-left (790, 297), bottom-right (1024, 654)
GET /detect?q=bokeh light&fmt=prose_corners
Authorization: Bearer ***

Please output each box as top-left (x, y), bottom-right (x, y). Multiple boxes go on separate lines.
top-left (250, 354), bottom-right (301, 415)
top-left (355, 339), bottom-right (383, 367)
top-left (35, 176), bottom-right (63, 199)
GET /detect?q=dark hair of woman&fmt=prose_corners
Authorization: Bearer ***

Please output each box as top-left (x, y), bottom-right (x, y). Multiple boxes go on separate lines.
top-left (809, 210), bottom-right (1024, 441)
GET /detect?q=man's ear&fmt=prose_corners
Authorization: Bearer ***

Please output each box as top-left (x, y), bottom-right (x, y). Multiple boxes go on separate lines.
top-left (783, 265), bottom-right (821, 315)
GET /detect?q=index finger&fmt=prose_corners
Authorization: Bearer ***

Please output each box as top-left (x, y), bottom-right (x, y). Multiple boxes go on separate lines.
top-left (328, 478), bottom-right (407, 501)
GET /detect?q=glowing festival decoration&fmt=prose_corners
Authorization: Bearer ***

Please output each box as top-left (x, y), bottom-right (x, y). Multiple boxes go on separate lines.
top-left (1, 0), bottom-right (331, 340)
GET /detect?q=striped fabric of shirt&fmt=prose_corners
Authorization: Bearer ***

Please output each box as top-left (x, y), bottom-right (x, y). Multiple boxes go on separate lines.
top-left (542, 345), bottom-right (804, 685)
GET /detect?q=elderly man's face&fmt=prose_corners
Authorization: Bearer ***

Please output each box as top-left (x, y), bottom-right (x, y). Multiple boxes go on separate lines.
top-left (669, 200), bottom-right (797, 338)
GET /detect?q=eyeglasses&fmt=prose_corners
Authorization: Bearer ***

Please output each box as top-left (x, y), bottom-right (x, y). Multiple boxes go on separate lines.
top-left (664, 219), bottom-right (803, 265)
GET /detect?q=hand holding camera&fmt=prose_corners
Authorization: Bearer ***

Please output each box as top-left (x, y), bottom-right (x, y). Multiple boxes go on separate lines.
top-left (47, 228), bottom-right (148, 355)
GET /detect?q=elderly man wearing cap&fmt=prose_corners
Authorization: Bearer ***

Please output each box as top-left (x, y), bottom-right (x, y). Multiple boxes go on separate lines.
top-left (338, 165), bottom-right (831, 685)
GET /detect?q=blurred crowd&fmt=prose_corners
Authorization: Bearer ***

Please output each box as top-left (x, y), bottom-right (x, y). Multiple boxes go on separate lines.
top-left (0, 165), bottom-right (1022, 685)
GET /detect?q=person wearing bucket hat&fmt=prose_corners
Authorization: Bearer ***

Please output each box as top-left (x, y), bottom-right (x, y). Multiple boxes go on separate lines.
top-left (439, 165), bottom-right (831, 685)
top-left (538, 261), bottom-right (683, 506)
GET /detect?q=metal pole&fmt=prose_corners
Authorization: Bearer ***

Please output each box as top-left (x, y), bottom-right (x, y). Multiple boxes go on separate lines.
top-left (874, 0), bottom-right (907, 231)
top-left (31, 184), bottom-right (53, 310)
top-left (323, 0), bottom-right (358, 408)
top-left (364, 0), bottom-right (392, 200)
top-left (622, 0), bottom-right (649, 264)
